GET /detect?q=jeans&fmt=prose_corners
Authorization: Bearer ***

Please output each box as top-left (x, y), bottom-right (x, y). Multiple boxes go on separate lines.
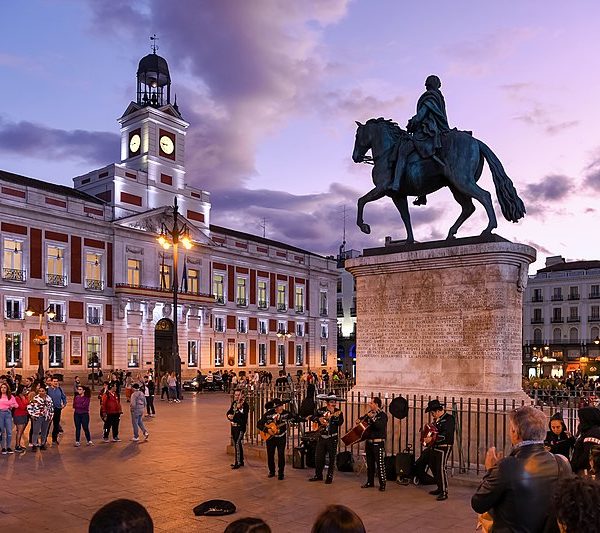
top-left (168, 386), bottom-right (177, 400)
top-left (146, 396), bottom-right (155, 415)
top-left (74, 413), bottom-right (91, 443)
top-left (31, 417), bottom-right (50, 446)
top-left (131, 413), bottom-right (147, 439)
top-left (0, 410), bottom-right (13, 449)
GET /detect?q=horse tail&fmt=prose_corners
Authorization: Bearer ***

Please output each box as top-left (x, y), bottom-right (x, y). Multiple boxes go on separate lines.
top-left (477, 140), bottom-right (526, 222)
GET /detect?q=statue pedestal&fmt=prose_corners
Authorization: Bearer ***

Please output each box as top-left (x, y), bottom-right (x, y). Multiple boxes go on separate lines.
top-left (345, 236), bottom-right (536, 401)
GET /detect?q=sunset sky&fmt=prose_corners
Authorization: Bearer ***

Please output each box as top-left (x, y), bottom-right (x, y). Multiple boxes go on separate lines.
top-left (1, 1), bottom-right (599, 271)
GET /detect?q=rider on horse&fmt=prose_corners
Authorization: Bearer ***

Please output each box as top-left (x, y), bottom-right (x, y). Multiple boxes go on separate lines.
top-left (390, 75), bottom-right (450, 205)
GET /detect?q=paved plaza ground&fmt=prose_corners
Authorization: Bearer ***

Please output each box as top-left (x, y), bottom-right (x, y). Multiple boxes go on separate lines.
top-left (0, 392), bottom-right (480, 532)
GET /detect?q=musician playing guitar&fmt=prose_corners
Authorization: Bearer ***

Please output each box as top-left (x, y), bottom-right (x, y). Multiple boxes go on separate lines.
top-left (360, 397), bottom-right (388, 492)
top-left (257, 398), bottom-right (293, 480)
top-left (411, 399), bottom-right (455, 501)
top-left (308, 393), bottom-right (344, 484)
top-left (227, 389), bottom-right (249, 470)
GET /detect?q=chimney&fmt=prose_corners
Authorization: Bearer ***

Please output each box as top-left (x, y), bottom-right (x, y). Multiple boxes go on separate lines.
top-left (545, 255), bottom-right (565, 268)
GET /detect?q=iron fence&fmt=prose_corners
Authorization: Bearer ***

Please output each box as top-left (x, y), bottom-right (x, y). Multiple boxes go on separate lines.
top-left (240, 387), bottom-right (597, 477)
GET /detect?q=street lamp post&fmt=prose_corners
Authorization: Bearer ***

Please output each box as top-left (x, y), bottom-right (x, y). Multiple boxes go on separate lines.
top-left (276, 330), bottom-right (292, 376)
top-left (157, 197), bottom-right (192, 392)
top-left (25, 305), bottom-right (56, 381)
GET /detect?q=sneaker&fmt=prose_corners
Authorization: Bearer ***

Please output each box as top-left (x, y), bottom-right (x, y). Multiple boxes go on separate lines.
top-left (143, 432), bottom-right (149, 441)
top-left (131, 437), bottom-right (139, 442)
top-left (74, 442), bottom-right (81, 447)
top-left (14, 446), bottom-right (23, 452)
top-left (87, 441), bottom-right (94, 446)
top-left (1, 448), bottom-right (6, 455)
top-left (6, 448), bottom-right (14, 454)
top-left (102, 438), bottom-right (110, 443)
top-left (112, 437), bottom-right (121, 442)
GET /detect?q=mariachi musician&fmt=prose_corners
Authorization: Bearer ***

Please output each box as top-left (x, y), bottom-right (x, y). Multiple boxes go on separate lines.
top-left (226, 389), bottom-right (249, 469)
top-left (360, 396), bottom-right (388, 492)
top-left (308, 393), bottom-right (345, 484)
top-left (412, 399), bottom-right (455, 501)
top-left (257, 398), bottom-right (294, 480)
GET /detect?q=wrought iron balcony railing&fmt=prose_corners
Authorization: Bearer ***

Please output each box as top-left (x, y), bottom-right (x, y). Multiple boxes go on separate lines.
top-left (550, 317), bottom-right (564, 323)
top-left (46, 274), bottom-right (67, 287)
top-left (295, 305), bottom-right (304, 313)
top-left (87, 316), bottom-right (102, 325)
top-left (551, 295), bottom-right (563, 301)
top-left (277, 303), bottom-right (287, 312)
top-left (85, 279), bottom-right (104, 291)
top-left (531, 318), bottom-right (544, 324)
top-left (236, 298), bottom-right (248, 307)
top-left (567, 294), bottom-right (580, 301)
top-left (2, 268), bottom-right (26, 282)
top-left (258, 300), bottom-right (268, 309)
top-left (5, 310), bottom-right (23, 320)
top-left (320, 308), bottom-right (328, 316)
top-left (215, 295), bottom-right (225, 304)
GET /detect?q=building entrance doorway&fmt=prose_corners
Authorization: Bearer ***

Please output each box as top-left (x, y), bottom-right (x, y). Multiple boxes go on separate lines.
top-left (155, 318), bottom-right (174, 374)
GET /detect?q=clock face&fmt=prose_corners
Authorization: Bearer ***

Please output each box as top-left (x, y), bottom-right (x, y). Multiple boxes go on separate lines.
top-left (129, 134), bottom-right (141, 154)
top-left (159, 135), bottom-right (175, 155)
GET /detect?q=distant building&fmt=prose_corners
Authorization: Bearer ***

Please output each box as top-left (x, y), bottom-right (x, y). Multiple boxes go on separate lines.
top-left (0, 49), bottom-right (337, 378)
top-left (522, 255), bottom-right (600, 378)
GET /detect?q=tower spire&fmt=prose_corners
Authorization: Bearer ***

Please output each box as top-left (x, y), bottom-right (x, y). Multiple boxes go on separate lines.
top-left (150, 33), bottom-right (159, 54)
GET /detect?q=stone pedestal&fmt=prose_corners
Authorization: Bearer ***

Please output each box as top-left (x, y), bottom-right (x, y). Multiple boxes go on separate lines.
top-left (345, 236), bottom-right (536, 401)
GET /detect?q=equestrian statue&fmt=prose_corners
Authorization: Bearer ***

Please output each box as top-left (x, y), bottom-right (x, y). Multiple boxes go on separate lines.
top-left (352, 75), bottom-right (526, 243)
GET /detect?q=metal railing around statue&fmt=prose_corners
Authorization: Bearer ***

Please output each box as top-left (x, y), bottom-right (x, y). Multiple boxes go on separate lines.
top-left (240, 387), bottom-right (596, 477)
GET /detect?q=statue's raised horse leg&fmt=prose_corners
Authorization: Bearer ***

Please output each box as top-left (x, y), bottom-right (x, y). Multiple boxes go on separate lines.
top-left (446, 186), bottom-right (475, 239)
top-left (356, 186), bottom-right (387, 234)
top-left (391, 194), bottom-right (415, 244)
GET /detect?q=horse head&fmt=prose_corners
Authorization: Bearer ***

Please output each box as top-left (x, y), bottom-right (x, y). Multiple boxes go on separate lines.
top-left (352, 121), bottom-right (369, 163)
top-left (352, 118), bottom-right (404, 163)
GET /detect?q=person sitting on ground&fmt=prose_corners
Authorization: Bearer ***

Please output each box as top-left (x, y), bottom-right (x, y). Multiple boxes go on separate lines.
top-left (544, 412), bottom-right (575, 459)
top-left (311, 504), bottom-right (366, 533)
top-left (553, 476), bottom-right (600, 533)
top-left (224, 518), bottom-right (271, 533)
top-left (471, 406), bottom-right (572, 533)
top-left (89, 499), bottom-right (153, 533)
top-left (571, 406), bottom-right (600, 475)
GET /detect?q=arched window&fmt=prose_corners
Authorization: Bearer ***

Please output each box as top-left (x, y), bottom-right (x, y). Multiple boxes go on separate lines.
top-left (569, 327), bottom-right (578, 343)
top-left (591, 326), bottom-right (600, 341)
top-left (553, 328), bottom-right (562, 342)
top-left (533, 328), bottom-right (543, 343)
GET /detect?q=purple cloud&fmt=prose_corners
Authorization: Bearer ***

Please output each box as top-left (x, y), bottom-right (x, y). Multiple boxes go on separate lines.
top-left (523, 174), bottom-right (574, 202)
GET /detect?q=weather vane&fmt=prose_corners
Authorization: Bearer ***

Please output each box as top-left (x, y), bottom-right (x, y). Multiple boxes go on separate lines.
top-left (150, 34), bottom-right (159, 54)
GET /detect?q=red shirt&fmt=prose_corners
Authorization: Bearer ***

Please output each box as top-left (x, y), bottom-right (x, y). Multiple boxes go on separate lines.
top-left (13, 395), bottom-right (29, 417)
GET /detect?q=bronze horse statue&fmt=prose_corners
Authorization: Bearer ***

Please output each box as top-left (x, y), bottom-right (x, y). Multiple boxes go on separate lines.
top-left (352, 118), bottom-right (526, 243)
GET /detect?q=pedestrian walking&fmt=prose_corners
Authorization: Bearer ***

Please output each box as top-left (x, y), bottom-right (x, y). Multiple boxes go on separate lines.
top-left (167, 372), bottom-right (178, 403)
top-left (124, 372), bottom-right (134, 403)
top-left (13, 385), bottom-right (30, 452)
top-left (73, 385), bottom-right (93, 446)
top-left (160, 373), bottom-right (168, 401)
top-left (130, 384), bottom-right (149, 442)
top-left (101, 383), bottom-right (122, 442)
top-left (47, 376), bottom-right (67, 446)
top-left (27, 385), bottom-right (54, 451)
top-left (0, 382), bottom-right (18, 454)
top-left (143, 375), bottom-right (155, 417)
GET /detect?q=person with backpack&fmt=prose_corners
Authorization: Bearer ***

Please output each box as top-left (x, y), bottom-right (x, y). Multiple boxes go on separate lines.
top-left (101, 383), bottom-right (122, 442)
top-left (129, 384), bottom-right (149, 442)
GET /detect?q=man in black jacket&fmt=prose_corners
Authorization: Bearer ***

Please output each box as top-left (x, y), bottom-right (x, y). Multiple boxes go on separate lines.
top-left (360, 397), bottom-right (388, 492)
top-left (308, 394), bottom-right (344, 484)
top-left (571, 406), bottom-right (600, 475)
top-left (472, 405), bottom-right (572, 532)
top-left (257, 398), bottom-right (294, 480)
top-left (227, 389), bottom-right (249, 469)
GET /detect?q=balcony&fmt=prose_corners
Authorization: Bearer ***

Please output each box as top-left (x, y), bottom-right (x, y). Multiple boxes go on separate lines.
top-left (277, 303), bottom-right (287, 312)
top-left (589, 316), bottom-right (600, 323)
top-left (115, 283), bottom-right (214, 305)
top-left (215, 295), bottom-right (225, 304)
top-left (590, 293), bottom-right (600, 300)
top-left (531, 296), bottom-right (544, 302)
top-left (238, 327), bottom-right (247, 334)
top-left (87, 316), bottom-right (102, 325)
top-left (50, 314), bottom-right (65, 323)
top-left (46, 274), bottom-right (67, 287)
top-left (259, 328), bottom-right (268, 335)
top-left (2, 268), bottom-right (26, 282)
top-left (4, 311), bottom-right (23, 320)
top-left (550, 317), bottom-right (564, 323)
top-left (550, 295), bottom-right (563, 301)
top-left (258, 300), bottom-right (268, 310)
top-left (236, 298), bottom-right (248, 307)
top-left (85, 279), bottom-right (104, 291)
top-left (567, 294), bottom-right (580, 301)
top-left (567, 316), bottom-right (581, 323)
top-left (214, 325), bottom-right (225, 333)
top-left (295, 305), bottom-right (304, 313)
top-left (530, 318), bottom-right (544, 324)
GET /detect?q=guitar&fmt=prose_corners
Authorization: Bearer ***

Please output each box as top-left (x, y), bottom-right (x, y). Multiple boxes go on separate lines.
top-left (420, 423), bottom-right (439, 447)
top-left (258, 421), bottom-right (281, 442)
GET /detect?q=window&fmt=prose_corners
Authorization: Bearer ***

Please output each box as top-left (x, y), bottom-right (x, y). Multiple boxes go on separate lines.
top-left (552, 288), bottom-right (562, 301)
top-left (296, 322), bottom-right (304, 337)
top-left (5, 333), bottom-right (22, 367)
top-left (277, 320), bottom-right (287, 335)
top-left (48, 301), bottom-right (65, 322)
top-left (569, 327), bottom-right (578, 343)
top-left (187, 269), bottom-right (199, 294)
top-left (320, 345), bottom-right (327, 366)
top-left (237, 317), bottom-right (247, 333)
top-left (277, 344), bottom-right (285, 366)
top-left (214, 341), bottom-right (224, 366)
top-left (569, 307), bottom-right (579, 320)
top-left (591, 285), bottom-right (600, 298)
top-left (87, 304), bottom-right (102, 325)
top-left (127, 259), bottom-right (141, 286)
top-left (532, 288), bottom-right (543, 302)
top-left (46, 245), bottom-right (66, 286)
top-left (85, 252), bottom-right (103, 290)
top-left (258, 280), bottom-right (268, 309)
top-left (236, 277), bottom-right (247, 306)
top-left (187, 340), bottom-right (198, 367)
top-left (237, 343), bottom-right (246, 366)
top-left (277, 283), bottom-right (287, 311)
top-left (337, 323), bottom-right (342, 337)
top-left (295, 286), bottom-right (304, 312)
top-left (592, 326), bottom-right (600, 340)
top-left (259, 319), bottom-right (268, 334)
top-left (87, 336), bottom-right (101, 368)
top-left (159, 262), bottom-right (172, 290)
top-left (336, 278), bottom-right (342, 293)
top-left (552, 328), bottom-right (562, 342)
top-left (49, 335), bottom-right (64, 368)
top-left (2, 238), bottom-right (25, 281)
top-left (337, 299), bottom-right (343, 316)
top-left (533, 308), bottom-right (543, 321)
top-left (321, 324), bottom-right (328, 339)
top-left (5, 297), bottom-right (24, 319)
top-left (295, 344), bottom-right (303, 366)
top-left (127, 338), bottom-right (140, 367)
top-left (552, 308), bottom-right (562, 321)
top-left (213, 273), bottom-right (225, 303)
top-left (258, 343), bottom-right (267, 366)
top-left (214, 316), bottom-right (225, 332)
top-left (569, 286), bottom-right (579, 300)
top-left (320, 291), bottom-right (328, 315)
top-left (533, 328), bottom-right (543, 343)
top-left (591, 305), bottom-right (600, 319)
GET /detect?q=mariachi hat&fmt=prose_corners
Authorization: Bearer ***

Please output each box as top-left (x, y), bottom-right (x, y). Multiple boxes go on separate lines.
top-left (425, 399), bottom-right (445, 413)
top-left (193, 499), bottom-right (236, 516)
top-left (388, 395), bottom-right (409, 420)
top-left (316, 392), bottom-right (346, 403)
top-left (265, 398), bottom-right (288, 410)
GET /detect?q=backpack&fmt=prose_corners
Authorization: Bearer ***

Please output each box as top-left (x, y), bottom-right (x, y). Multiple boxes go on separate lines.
top-left (336, 451), bottom-right (354, 472)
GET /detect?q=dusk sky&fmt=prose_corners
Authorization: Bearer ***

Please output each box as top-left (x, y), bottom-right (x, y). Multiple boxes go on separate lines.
top-left (1, 1), bottom-right (599, 271)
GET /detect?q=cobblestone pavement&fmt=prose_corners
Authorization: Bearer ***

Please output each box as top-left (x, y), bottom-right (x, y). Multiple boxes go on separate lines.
top-left (0, 392), bottom-right (479, 532)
